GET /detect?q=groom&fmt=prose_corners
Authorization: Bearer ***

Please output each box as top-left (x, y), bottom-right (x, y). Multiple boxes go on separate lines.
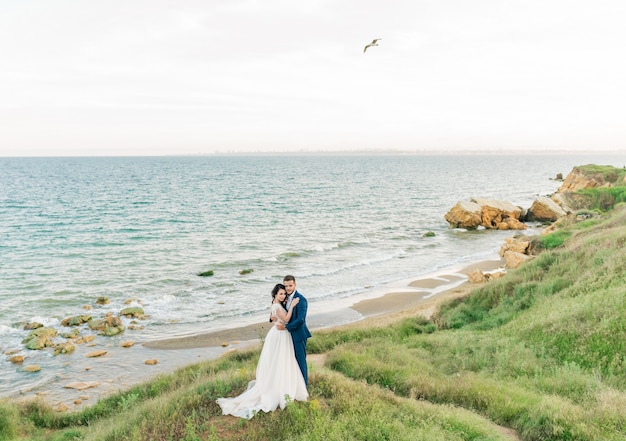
top-left (280, 274), bottom-right (311, 388)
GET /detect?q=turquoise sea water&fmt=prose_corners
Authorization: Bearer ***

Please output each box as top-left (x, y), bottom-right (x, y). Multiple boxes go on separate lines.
top-left (1, 153), bottom-right (624, 399)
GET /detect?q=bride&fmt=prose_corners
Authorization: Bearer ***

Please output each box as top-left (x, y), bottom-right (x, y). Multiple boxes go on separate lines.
top-left (216, 283), bottom-right (309, 419)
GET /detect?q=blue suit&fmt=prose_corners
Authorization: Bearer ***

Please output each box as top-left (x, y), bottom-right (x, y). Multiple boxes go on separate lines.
top-left (285, 290), bottom-right (311, 387)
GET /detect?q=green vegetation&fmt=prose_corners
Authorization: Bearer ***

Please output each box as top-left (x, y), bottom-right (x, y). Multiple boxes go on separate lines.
top-left (239, 269), bottom-right (254, 275)
top-left (2, 206), bottom-right (625, 439)
top-left (574, 164), bottom-right (626, 212)
top-left (197, 270), bottom-right (214, 277)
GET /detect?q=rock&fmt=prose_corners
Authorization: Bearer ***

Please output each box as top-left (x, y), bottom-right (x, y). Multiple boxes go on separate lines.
top-left (23, 365), bottom-right (41, 372)
top-left (61, 315), bottom-right (92, 327)
top-left (89, 316), bottom-right (125, 336)
top-left (82, 305), bottom-right (93, 310)
top-left (422, 231), bottom-right (436, 237)
top-left (504, 250), bottom-right (533, 269)
top-left (468, 269), bottom-right (486, 284)
top-left (23, 322), bottom-right (43, 330)
top-left (496, 217), bottom-right (527, 230)
top-left (221, 342), bottom-right (229, 347)
top-left (76, 335), bottom-right (96, 344)
top-left (64, 381), bottom-right (99, 390)
top-left (499, 236), bottom-right (532, 256)
top-left (9, 355), bottom-right (24, 364)
top-left (526, 196), bottom-right (568, 222)
top-left (444, 201), bottom-right (482, 229)
top-left (120, 341), bottom-right (135, 348)
top-left (23, 327), bottom-right (58, 350)
top-left (55, 404), bottom-right (69, 412)
top-left (86, 350), bottom-right (108, 358)
top-left (557, 166), bottom-right (609, 192)
top-left (60, 329), bottom-right (80, 339)
top-left (54, 342), bottom-right (76, 356)
top-left (144, 359), bottom-right (158, 365)
top-left (485, 271), bottom-right (506, 280)
top-left (445, 198), bottom-right (526, 230)
top-left (119, 307), bottom-right (144, 318)
top-left (96, 296), bottom-right (110, 305)
top-left (471, 197), bottom-right (525, 230)
top-left (74, 399), bottom-right (82, 405)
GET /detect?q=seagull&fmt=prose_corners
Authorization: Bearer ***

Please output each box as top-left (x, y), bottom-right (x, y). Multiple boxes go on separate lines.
top-left (363, 38), bottom-right (381, 53)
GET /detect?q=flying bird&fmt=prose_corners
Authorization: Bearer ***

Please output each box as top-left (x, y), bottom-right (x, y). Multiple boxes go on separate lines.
top-left (363, 38), bottom-right (381, 53)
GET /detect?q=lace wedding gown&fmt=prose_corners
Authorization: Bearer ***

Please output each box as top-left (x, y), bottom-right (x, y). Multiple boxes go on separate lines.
top-left (216, 303), bottom-right (308, 419)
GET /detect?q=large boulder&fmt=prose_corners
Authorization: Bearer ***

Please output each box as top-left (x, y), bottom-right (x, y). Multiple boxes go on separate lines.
top-left (471, 198), bottom-right (525, 229)
top-left (445, 198), bottom-right (527, 230)
top-left (503, 250), bottom-right (533, 269)
top-left (444, 201), bottom-right (482, 229)
top-left (526, 196), bottom-right (568, 222)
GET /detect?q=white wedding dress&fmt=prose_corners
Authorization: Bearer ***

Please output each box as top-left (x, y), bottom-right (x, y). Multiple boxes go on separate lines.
top-left (216, 303), bottom-right (308, 419)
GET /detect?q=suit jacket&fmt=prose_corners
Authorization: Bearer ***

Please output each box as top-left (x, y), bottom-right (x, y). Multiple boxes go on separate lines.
top-left (285, 291), bottom-right (311, 342)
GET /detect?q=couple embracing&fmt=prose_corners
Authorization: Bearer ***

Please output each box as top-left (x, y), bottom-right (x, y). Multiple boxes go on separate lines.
top-left (216, 275), bottom-right (311, 419)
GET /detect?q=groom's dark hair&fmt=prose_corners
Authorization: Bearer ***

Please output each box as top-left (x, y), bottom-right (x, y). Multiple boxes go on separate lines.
top-left (283, 275), bottom-right (296, 283)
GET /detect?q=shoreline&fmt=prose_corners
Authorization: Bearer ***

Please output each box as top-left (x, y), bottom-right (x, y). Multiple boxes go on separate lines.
top-left (12, 258), bottom-right (504, 411)
top-left (143, 259), bottom-right (504, 350)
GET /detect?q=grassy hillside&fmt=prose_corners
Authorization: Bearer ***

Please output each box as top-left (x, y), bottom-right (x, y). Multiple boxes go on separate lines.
top-left (2, 204), bottom-right (625, 440)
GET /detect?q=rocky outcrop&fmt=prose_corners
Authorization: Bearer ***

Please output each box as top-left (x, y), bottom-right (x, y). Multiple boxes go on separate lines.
top-left (557, 166), bottom-right (615, 192)
top-left (499, 235), bottom-right (535, 269)
top-left (445, 164), bottom-right (624, 229)
top-left (526, 196), bottom-right (569, 222)
top-left (444, 198), bottom-right (526, 230)
top-left (444, 201), bottom-right (482, 229)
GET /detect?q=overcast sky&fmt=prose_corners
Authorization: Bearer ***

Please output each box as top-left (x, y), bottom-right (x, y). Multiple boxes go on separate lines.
top-left (1, 0), bottom-right (625, 156)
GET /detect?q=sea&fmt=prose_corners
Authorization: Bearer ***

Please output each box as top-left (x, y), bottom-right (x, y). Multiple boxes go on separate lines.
top-left (1, 153), bottom-right (624, 402)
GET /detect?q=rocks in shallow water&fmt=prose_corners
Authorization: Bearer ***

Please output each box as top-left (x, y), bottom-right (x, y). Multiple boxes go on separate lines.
top-left (60, 328), bottom-right (80, 339)
top-left (445, 198), bottom-right (527, 230)
top-left (9, 355), bottom-right (24, 363)
top-left (86, 350), bottom-right (108, 358)
top-left (119, 306), bottom-right (144, 318)
top-left (95, 296), bottom-right (110, 305)
top-left (23, 365), bottom-right (41, 372)
top-left (89, 316), bottom-right (125, 336)
top-left (120, 341), bottom-right (135, 348)
top-left (76, 335), bottom-right (96, 344)
top-left (23, 327), bottom-right (58, 350)
top-left (144, 359), bottom-right (158, 365)
top-left (53, 342), bottom-right (76, 356)
top-left (61, 314), bottom-right (92, 327)
top-left (23, 322), bottom-right (43, 330)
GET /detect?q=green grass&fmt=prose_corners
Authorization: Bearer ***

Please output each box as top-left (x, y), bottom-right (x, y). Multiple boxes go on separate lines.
top-left (2, 205), bottom-right (626, 440)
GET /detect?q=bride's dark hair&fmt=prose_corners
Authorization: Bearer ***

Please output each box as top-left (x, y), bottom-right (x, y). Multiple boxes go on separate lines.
top-left (271, 283), bottom-right (286, 306)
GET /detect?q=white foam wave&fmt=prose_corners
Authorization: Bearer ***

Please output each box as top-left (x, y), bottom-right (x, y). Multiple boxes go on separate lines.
top-left (150, 294), bottom-right (177, 305)
top-left (0, 324), bottom-right (20, 336)
top-left (28, 316), bottom-right (60, 327)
